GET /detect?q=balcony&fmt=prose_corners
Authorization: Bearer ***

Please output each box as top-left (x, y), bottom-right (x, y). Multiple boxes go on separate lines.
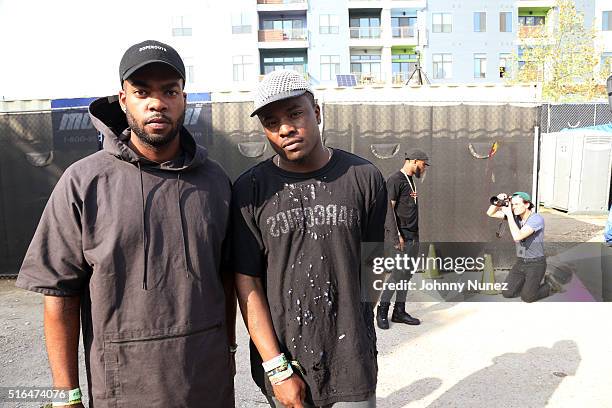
top-left (257, 0), bottom-right (307, 12)
top-left (258, 29), bottom-right (309, 48)
top-left (351, 72), bottom-right (385, 85)
top-left (391, 71), bottom-right (411, 85)
top-left (518, 24), bottom-right (546, 38)
top-left (349, 27), bottom-right (382, 39)
top-left (392, 26), bottom-right (416, 38)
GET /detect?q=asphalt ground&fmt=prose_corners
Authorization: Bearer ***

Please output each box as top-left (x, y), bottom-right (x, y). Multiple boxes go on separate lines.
top-left (0, 209), bottom-right (608, 407)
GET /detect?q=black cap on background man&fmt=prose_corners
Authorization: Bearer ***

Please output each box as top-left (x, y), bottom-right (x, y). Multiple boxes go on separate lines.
top-left (405, 148), bottom-right (430, 165)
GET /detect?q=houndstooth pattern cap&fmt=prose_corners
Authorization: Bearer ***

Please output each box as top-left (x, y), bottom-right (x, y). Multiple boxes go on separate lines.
top-left (250, 69), bottom-right (313, 117)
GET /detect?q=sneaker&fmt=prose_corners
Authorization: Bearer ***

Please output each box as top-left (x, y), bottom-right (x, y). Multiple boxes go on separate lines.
top-left (376, 306), bottom-right (390, 330)
top-left (391, 309), bottom-right (421, 325)
top-left (545, 274), bottom-right (565, 294)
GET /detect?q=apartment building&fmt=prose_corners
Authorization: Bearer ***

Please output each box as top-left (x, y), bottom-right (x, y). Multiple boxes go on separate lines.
top-left (222, 0), bottom-right (597, 89)
top-left (596, 0), bottom-right (612, 75)
top-left (0, 0), bottom-right (603, 99)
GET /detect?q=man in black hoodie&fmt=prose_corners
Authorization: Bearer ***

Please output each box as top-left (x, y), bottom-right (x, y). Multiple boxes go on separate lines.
top-left (16, 41), bottom-right (235, 407)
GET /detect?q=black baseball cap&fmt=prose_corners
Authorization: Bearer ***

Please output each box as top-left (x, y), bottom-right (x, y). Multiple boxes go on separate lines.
top-left (405, 148), bottom-right (430, 165)
top-left (119, 40), bottom-right (185, 85)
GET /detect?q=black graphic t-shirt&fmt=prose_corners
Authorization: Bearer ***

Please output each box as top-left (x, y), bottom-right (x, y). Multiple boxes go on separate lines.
top-left (387, 170), bottom-right (419, 232)
top-left (231, 149), bottom-right (387, 406)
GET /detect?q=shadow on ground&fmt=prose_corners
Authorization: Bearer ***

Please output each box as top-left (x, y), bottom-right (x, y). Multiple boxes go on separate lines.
top-left (426, 340), bottom-right (580, 408)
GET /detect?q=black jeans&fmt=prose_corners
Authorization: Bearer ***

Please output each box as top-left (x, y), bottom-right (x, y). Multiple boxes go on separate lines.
top-left (502, 257), bottom-right (550, 303)
top-left (380, 229), bottom-right (419, 304)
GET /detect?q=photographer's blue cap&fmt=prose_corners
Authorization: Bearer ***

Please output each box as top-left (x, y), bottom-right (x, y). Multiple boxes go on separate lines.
top-left (512, 192), bottom-right (531, 202)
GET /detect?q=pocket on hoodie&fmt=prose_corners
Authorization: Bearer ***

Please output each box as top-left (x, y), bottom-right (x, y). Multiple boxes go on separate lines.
top-left (103, 322), bottom-right (234, 407)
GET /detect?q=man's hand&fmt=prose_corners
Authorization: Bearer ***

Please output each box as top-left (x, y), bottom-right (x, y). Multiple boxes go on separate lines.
top-left (500, 204), bottom-right (513, 218)
top-left (395, 234), bottom-right (405, 252)
top-left (272, 374), bottom-right (306, 408)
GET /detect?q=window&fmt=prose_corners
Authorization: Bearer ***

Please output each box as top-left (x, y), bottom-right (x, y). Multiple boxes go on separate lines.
top-left (232, 12), bottom-right (251, 34)
top-left (432, 13), bottom-right (452, 33)
top-left (320, 55), bottom-right (340, 81)
top-left (518, 16), bottom-right (545, 26)
top-left (518, 46), bottom-right (526, 68)
top-left (233, 55), bottom-right (253, 82)
top-left (186, 66), bottom-right (195, 83)
top-left (474, 54), bottom-right (487, 78)
top-left (500, 12), bottom-right (512, 32)
top-left (319, 14), bottom-right (339, 34)
top-left (432, 53), bottom-right (452, 79)
top-left (392, 52), bottom-right (417, 84)
top-left (350, 52), bottom-right (382, 81)
top-left (603, 11), bottom-right (612, 31)
top-left (349, 16), bottom-right (381, 38)
top-left (601, 52), bottom-right (612, 74)
top-left (262, 19), bottom-right (306, 40)
top-left (172, 16), bottom-right (192, 36)
top-left (474, 12), bottom-right (486, 32)
top-left (499, 53), bottom-right (512, 78)
top-left (391, 16), bottom-right (417, 38)
top-left (262, 55), bottom-right (306, 74)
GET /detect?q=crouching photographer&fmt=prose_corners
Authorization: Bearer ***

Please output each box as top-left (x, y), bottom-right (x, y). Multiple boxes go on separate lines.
top-left (486, 192), bottom-right (562, 302)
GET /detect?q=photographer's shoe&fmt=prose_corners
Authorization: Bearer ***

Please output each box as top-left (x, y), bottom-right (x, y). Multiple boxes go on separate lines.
top-left (376, 303), bottom-right (390, 330)
top-left (545, 274), bottom-right (565, 294)
top-left (391, 303), bottom-right (421, 325)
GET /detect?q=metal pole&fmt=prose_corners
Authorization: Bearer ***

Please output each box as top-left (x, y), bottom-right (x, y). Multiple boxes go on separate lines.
top-left (532, 125), bottom-right (541, 211)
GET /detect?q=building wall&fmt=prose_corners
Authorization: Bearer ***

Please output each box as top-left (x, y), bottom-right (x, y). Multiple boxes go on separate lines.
top-left (308, 0), bottom-right (350, 85)
top-left (0, 0), bottom-right (604, 100)
top-left (424, 1), bottom-right (516, 84)
top-left (595, 0), bottom-right (612, 70)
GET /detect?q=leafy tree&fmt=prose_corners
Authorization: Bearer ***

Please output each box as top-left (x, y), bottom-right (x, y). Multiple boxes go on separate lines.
top-left (510, 0), bottom-right (604, 102)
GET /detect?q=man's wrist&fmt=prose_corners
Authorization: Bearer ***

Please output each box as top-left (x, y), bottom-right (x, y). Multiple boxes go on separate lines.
top-left (51, 387), bottom-right (81, 407)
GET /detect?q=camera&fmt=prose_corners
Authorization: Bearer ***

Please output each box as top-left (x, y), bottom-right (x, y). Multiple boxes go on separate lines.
top-left (490, 195), bottom-right (510, 207)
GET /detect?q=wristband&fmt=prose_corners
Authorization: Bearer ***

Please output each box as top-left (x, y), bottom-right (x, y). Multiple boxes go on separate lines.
top-left (68, 388), bottom-right (82, 402)
top-left (52, 387), bottom-right (82, 406)
top-left (269, 363), bottom-right (294, 385)
top-left (262, 353), bottom-right (287, 372)
top-left (266, 362), bottom-right (289, 378)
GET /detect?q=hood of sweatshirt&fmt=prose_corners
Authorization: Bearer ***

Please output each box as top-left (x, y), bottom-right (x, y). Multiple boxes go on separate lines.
top-left (88, 95), bottom-right (208, 170)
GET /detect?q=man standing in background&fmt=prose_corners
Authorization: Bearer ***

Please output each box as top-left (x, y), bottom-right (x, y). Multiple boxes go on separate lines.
top-left (376, 149), bottom-right (429, 329)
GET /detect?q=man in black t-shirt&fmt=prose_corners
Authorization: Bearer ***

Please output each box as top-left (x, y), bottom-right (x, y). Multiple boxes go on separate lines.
top-left (232, 70), bottom-right (387, 408)
top-left (376, 149), bottom-right (429, 329)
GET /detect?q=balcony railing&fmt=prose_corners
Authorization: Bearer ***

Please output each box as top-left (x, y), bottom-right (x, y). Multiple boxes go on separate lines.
top-left (349, 27), bottom-right (382, 39)
top-left (351, 72), bottom-right (385, 84)
top-left (257, 0), bottom-right (306, 4)
top-left (258, 28), bottom-right (308, 42)
top-left (392, 26), bottom-right (416, 38)
top-left (518, 24), bottom-right (546, 38)
top-left (391, 72), bottom-right (411, 84)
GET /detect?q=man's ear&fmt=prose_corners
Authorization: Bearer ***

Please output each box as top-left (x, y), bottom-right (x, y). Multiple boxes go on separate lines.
top-left (119, 86), bottom-right (127, 113)
top-left (315, 103), bottom-right (321, 124)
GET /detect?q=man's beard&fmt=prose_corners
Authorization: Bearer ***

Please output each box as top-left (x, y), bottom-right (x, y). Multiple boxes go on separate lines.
top-left (126, 108), bottom-right (185, 149)
top-left (414, 167), bottom-right (421, 178)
